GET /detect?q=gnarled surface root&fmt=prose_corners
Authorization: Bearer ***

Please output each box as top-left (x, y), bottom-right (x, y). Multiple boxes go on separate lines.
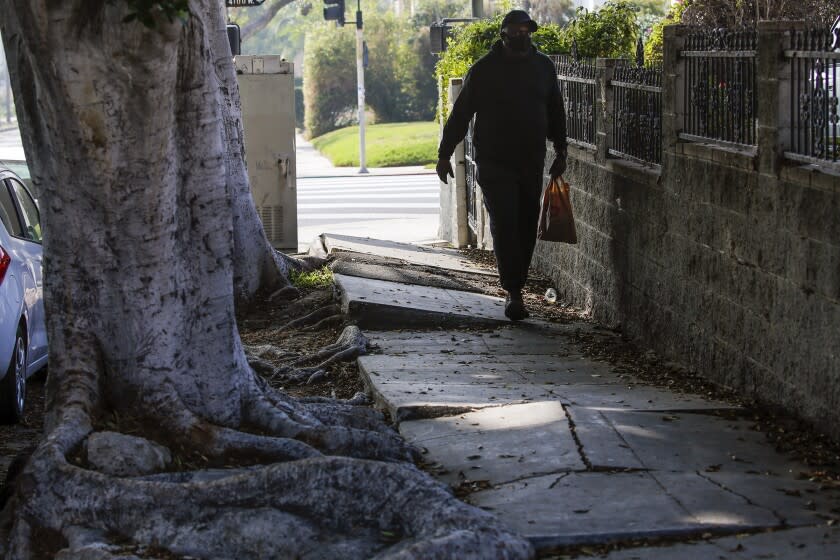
top-left (244, 325), bottom-right (367, 385)
top-left (276, 303), bottom-right (341, 331)
top-left (14, 448), bottom-right (533, 559)
top-left (292, 325), bottom-right (368, 369)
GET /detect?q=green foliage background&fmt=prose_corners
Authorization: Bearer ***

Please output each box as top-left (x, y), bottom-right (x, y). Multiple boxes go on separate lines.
top-left (435, 1), bottom-right (645, 120)
top-left (302, 0), bottom-right (466, 137)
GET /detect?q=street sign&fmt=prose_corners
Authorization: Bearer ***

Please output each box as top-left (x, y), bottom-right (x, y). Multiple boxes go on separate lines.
top-left (323, 0), bottom-right (346, 26)
top-left (225, 1), bottom-right (265, 6)
top-left (831, 15), bottom-right (839, 51)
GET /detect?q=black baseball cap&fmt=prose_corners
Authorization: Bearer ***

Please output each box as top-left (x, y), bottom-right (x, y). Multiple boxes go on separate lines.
top-left (501, 10), bottom-right (538, 33)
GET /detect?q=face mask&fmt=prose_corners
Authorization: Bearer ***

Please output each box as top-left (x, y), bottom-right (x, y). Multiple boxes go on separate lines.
top-left (504, 33), bottom-right (531, 53)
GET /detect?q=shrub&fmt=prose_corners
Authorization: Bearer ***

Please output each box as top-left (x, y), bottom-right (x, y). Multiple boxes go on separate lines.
top-left (291, 267), bottom-right (334, 289)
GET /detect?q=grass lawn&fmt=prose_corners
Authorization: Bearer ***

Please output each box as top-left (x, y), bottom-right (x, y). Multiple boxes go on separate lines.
top-left (310, 121), bottom-right (438, 167)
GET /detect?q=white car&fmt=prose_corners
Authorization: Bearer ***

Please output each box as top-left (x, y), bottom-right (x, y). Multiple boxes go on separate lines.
top-left (0, 163), bottom-right (47, 423)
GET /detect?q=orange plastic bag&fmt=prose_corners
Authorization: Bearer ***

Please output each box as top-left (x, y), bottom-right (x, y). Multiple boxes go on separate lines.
top-left (537, 176), bottom-right (577, 244)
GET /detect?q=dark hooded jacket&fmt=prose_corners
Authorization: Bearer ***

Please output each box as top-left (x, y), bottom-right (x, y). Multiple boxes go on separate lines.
top-left (438, 40), bottom-right (566, 165)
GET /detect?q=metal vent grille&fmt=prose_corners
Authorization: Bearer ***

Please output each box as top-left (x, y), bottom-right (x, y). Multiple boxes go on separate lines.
top-left (258, 205), bottom-right (284, 243)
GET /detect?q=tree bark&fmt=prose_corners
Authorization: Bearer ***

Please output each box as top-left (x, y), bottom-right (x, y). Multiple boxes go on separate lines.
top-left (0, 1), bottom-right (533, 557)
top-left (210, 0), bottom-right (308, 305)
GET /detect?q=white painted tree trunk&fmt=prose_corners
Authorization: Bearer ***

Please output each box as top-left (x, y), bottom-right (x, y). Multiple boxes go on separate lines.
top-left (0, 2), bottom-right (533, 558)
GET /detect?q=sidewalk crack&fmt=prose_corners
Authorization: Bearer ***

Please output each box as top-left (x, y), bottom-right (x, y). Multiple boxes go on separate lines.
top-left (549, 472), bottom-right (572, 489)
top-left (561, 403), bottom-right (593, 471)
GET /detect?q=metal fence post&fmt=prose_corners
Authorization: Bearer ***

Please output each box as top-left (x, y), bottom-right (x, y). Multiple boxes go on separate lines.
top-left (662, 25), bottom-right (688, 157)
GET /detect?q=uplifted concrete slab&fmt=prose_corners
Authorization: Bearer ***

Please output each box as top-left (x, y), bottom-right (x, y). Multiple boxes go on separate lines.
top-left (335, 274), bottom-right (509, 328)
top-left (330, 260), bottom-right (482, 292)
top-left (314, 234), bottom-right (497, 276)
top-left (364, 380), bottom-right (551, 422)
top-left (365, 326), bottom-right (589, 356)
top-left (601, 525), bottom-right (840, 559)
top-left (403, 402), bottom-right (585, 486)
top-left (358, 355), bottom-right (621, 386)
top-left (469, 471), bottom-right (785, 549)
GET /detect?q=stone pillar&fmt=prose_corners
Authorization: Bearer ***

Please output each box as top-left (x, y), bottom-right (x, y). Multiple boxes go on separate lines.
top-left (596, 58), bottom-right (619, 164)
top-left (662, 25), bottom-right (688, 158)
top-left (441, 78), bottom-right (469, 248)
top-left (756, 21), bottom-right (801, 176)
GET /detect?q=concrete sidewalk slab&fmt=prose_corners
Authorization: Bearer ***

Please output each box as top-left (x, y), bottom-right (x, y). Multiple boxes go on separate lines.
top-left (315, 234), bottom-right (497, 276)
top-left (602, 410), bottom-right (803, 475)
top-left (556, 384), bottom-right (740, 412)
top-left (696, 470), bottom-right (840, 527)
top-left (403, 402), bottom-right (585, 486)
top-left (562, 406), bottom-right (645, 470)
top-left (600, 525), bottom-right (840, 560)
top-left (335, 274), bottom-right (508, 328)
top-left (469, 471), bottom-right (783, 548)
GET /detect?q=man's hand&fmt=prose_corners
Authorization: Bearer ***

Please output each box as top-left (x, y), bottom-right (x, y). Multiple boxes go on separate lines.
top-left (549, 145), bottom-right (567, 178)
top-left (436, 158), bottom-right (454, 183)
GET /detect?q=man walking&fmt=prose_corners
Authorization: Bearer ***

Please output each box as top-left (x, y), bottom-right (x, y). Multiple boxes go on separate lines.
top-left (436, 9), bottom-right (567, 321)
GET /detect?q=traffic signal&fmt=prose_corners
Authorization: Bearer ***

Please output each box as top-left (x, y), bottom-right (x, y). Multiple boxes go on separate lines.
top-left (323, 0), bottom-right (345, 26)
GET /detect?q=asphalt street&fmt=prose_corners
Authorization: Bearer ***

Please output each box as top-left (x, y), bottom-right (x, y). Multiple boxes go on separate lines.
top-left (0, 127), bottom-right (442, 252)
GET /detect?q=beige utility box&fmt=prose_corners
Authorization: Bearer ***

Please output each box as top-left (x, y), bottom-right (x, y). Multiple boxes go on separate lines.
top-left (236, 55), bottom-right (297, 250)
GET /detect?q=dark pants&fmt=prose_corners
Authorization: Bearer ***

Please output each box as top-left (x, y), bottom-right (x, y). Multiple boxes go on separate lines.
top-left (477, 158), bottom-right (544, 294)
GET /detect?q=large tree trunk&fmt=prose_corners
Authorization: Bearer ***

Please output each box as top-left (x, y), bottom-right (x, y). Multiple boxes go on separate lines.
top-left (210, 0), bottom-right (306, 304)
top-left (0, 1), bottom-right (533, 558)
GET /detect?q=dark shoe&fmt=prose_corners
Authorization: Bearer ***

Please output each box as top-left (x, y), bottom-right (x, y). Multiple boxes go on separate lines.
top-left (504, 293), bottom-right (529, 321)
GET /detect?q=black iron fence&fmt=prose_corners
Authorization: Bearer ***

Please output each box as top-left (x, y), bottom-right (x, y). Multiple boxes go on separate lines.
top-left (786, 28), bottom-right (839, 165)
top-left (681, 28), bottom-right (758, 146)
top-left (557, 54), bottom-right (597, 147)
top-left (610, 60), bottom-right (663, 166)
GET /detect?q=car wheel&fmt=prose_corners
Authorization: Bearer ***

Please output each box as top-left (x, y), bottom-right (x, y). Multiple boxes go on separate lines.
top-left (0, 326), bottom-right (26, 424)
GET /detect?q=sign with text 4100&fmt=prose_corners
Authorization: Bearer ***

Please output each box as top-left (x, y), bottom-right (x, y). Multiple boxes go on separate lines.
top-left (225, 0), bottom-right (265, 7)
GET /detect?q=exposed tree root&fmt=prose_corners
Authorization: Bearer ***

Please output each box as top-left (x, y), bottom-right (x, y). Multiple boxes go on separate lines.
top-left (267, 285), bottom-right (300, 302)
top-left (244, 325), bottom-right (368, 386)
top-left (274, 289), bottom-right (335, 321)
top-left (276, 303), bottom-right (341, 331)
top-left (303, 313), bottom-right (345, 332)
top-left (12, 446), bottom-right (532, 559)
top-left (293, 325), bottom-right (368, 368)
top-left (2, 376), bottom-right (533, 558)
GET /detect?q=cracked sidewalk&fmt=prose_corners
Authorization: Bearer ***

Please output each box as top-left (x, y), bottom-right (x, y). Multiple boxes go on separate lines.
top-left (316, 234), bottom-right (840, 557)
